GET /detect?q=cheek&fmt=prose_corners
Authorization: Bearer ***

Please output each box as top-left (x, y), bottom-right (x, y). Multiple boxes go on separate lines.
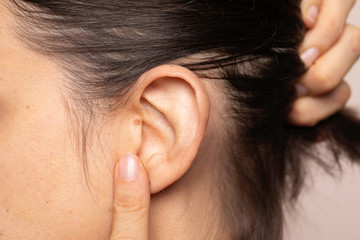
top-left (0, 98), bottom-right (114, 239)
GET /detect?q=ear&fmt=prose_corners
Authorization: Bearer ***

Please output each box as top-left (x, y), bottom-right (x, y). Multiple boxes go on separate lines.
top-left (127, 65), bottom-right (210, 194)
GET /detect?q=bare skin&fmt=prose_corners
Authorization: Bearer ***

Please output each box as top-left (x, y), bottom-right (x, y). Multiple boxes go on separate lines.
top-left (108, 1), bottom-right (360, 239)
top-left (289, 0), bottom-right (360, 126)
top-left (0, 0), bottom-right (358, 239)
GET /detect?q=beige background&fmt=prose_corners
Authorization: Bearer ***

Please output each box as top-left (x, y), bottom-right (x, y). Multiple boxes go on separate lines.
top-left (284, 2), bottom-right (360, 240)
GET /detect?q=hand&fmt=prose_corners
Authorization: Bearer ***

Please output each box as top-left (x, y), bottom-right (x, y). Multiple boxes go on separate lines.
top-left (289, 0), bottom-right (360, 126)
top-left (110, 153), bottom-right (150, 240)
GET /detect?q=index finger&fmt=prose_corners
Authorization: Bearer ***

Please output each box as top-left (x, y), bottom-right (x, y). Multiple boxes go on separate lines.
top-left (300, 0), bottom-right (355, 53)
top-left (110, 153), bottom-right (150, 240)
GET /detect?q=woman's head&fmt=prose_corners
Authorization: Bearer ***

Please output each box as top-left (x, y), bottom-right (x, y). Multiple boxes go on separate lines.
top-left (3, 0), bottom-right (359, 239)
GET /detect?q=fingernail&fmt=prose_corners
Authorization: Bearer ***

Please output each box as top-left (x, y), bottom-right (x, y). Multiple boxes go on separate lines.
top-left (308, 5), bottom-right (318, 24)
top-left (118, 153), bottom-right (139, 181)
top-left (300, 47), bottom-right (320, 67)
top-left (295, 83), bottom-right (309, 97)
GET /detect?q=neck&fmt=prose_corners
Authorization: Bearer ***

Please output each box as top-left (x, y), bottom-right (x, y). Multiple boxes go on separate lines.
top-left (149, 156), bottom-right (222, 240)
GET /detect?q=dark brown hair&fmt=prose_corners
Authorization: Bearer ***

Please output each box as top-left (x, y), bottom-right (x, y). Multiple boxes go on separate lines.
top-left (8, 0), bottom-right (360, 239)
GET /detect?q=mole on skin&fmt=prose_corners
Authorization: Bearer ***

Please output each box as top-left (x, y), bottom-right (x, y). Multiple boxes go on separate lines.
top-left (134, 119), bottom-right (141, 126)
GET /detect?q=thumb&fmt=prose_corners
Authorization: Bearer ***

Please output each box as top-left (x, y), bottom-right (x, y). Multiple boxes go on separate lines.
top-left (110, 153), bottom-right (150, 240)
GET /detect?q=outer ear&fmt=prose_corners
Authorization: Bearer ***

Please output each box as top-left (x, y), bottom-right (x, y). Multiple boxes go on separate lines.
top-left (129, 65), bottom-right (210, 194)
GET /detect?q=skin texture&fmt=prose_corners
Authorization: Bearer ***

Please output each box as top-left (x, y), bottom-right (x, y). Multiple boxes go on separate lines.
top-left (290, 0), bottom-right (360, 126)
top-left (0, 4), bottom-right (117, 239)
top-left (0, 3), bottom-right (216, 239)
top-left (110, 153), bottom-right (150, 240)
top-left (0, 0), bottom-right (359, 239)
top-left (110, 0), bottom-right (360, 239)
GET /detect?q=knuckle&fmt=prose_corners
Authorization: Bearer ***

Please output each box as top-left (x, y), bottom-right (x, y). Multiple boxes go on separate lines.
top-left (114, 236), bottom-right (137, 240)
top-left (113, 196), bottom-right (148, 215)
top-left (313, 69), bottom-right (337, 93)
top-left (322, 18), bottom-right (343, 40)
top-left (347, 25), bottom-right (360, 56)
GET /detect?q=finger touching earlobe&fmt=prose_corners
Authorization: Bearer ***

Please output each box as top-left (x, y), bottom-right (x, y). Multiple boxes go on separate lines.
top-left (131, 65), bottom-right (210, 194)
top-left (110, 153), bottom-right (150, 240)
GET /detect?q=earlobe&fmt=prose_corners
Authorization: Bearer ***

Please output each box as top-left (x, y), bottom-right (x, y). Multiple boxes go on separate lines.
top-left (130, 65), bottom-right (210, 193)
